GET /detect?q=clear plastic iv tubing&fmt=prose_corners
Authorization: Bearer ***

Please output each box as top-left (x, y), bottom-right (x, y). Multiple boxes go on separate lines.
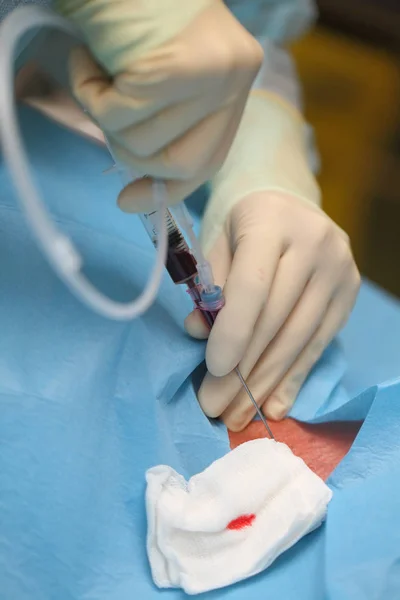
top-left (0, 5), bottom-right (168, 321)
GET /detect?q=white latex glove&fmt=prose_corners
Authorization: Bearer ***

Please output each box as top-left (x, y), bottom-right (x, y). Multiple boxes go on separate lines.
top-left (185, 92), bottom-right (361, 431)
top-left (55, 0), bottom-right (263, 209)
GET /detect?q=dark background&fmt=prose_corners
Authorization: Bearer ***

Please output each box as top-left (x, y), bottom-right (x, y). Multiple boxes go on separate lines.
top-left (293, 0), bottom-right (400, 297)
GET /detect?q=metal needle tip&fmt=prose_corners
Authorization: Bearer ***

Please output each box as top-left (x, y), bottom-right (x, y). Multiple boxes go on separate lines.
top-left (235, 367), bottom-right (275, 440)
top-left (102, 164), bottom-right (117, 175)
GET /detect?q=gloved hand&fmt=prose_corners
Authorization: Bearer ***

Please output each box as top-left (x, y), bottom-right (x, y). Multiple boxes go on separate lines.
top-left (55, 0), bottom-right (263, 208)
top-left (185, 92), bottom-right (361, 431)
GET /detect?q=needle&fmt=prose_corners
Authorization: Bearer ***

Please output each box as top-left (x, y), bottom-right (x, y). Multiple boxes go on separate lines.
top-left (102, 164), bottom-right (117, 175)
top-left (235, 367), bottom-right (275, 440)
top-left (193, 291), bottom-right (276, 441)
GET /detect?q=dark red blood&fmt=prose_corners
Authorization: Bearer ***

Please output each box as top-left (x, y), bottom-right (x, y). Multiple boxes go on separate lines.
top-left (166, 248), bottom-right (197, 284)
top-left (227, 514), bottom-right (256, 531)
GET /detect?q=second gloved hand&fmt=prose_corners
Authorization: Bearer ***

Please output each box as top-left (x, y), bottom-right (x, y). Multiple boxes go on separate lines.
top-left (55, 0), bottom-right (263, 209)
top-left (185, 93), bottom-right (361, 431)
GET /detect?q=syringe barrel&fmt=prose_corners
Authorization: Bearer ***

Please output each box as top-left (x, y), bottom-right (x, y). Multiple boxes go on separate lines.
top-left (140, 209), bottom-right (198, 284)
top-left (139, 211), bottom-right (159, 248)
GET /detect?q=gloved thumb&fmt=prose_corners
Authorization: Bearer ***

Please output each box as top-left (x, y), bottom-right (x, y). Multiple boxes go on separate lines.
top-left (184, 310), bottom-right (210, 340)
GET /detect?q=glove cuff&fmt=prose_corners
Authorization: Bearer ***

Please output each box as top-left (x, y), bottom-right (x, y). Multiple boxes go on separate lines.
top-left (201, 91), bottom-right (321, 254)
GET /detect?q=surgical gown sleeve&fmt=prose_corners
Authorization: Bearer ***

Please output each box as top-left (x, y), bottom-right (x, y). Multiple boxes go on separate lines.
top-left (0, 0), bottom-right (51, 20)
top-left (225, 0), bottom-right (317, 107)
top-left (225, 0), bottom-right (319, 170)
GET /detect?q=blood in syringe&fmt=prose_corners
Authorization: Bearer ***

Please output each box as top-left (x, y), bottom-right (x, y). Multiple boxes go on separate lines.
top-left (165, 222), bottom-right (198, 284)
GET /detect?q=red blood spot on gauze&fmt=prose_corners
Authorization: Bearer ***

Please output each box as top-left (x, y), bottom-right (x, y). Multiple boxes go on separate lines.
top-left (227, 514), bottom-right (256, 531)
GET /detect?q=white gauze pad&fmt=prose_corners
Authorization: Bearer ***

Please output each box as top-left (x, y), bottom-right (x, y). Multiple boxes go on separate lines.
top-left (145, 438), bottom-right (332, 595)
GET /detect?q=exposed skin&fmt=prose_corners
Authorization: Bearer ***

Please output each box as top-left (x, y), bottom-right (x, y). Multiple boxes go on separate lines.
top-left (229, 419), bottom-right (362, 480)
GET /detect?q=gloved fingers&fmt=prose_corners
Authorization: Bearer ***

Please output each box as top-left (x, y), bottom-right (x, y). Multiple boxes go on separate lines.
top-left (114, 103), bottom-right (235, 183)
top-left (115, 94), bottom-right (225, 159)
top-left (109, 140), bottom-right (190, 180)
top-left (206, 233), bottom-right (281, 377)
top-left (112, 5), bottom-right (259, 104)
top-left (71, 42), bottom-right (248, 205)
top-left (206, 230), bottom-right (234, 289)
top-left (249, 223), bottom-right (358, 364)
top-left (184, 311), bottom-right (210, 340)
top-left (117, 174), bottom-right (208, 211)
top-left (231, 249), bottom-right (314, 379)
top-left (118, 169), bottom-right (233, 212)
top-left (146, 99), bottom-right (242, 181)
top-left (69, 47), bottom-right (167, 131)
top-left (201, 244), bottom-right (313, 410)
top-left (113, 44), bottom-right (228, 105)
top-left (198, 219), bottom-right (344, 420)
top-left (113, 57), bottom-right (199, 104)
top-left (205, 274), bottom-right (333, 429)
top-left (71, 44), bottom-right (244, 173)
top-left (220, 300), bottom-right (334, 431)
top-left (205, 245), bottom-right (310, 379)
top-left (117, 94), bottom-right (247, 210)
top-left (198, 369), bottom-right (239, 419)
top-left (199, 234), bottom-right (360, 429)
top-left (244, 273), bottom-right (333, 389)
top-left (262, 286), bottom-right (357, 420)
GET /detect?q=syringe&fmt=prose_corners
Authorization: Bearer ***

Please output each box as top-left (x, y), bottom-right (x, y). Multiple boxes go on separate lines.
top-left (139, 201), bottom-right (216, 295)
top-left (106, 157), bottom-right (274, 438)
top-left (139, 201), bottom-right (275, 440)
